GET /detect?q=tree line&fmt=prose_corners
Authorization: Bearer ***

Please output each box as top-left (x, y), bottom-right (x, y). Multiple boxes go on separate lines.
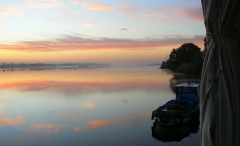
top-left (160, 43), bottom-right (205, 75)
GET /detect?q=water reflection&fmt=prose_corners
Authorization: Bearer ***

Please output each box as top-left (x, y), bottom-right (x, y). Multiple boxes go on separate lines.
top-left (0, 66), bottom-right (199, 145)
top-left (0, 67), bottom-right (169, 93)
top-left (0, 116), bottom-right (25, 127)
top-left (0, 80), bottom-right (166, 93)
top-left (28, 124), bottom-right (66, 134)
top-left (151, 118), bottom-right (199, 142)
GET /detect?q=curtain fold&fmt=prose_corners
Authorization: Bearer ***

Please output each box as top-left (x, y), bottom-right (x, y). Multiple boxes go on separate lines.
top-left (200, 0), bottom-right (240, 145)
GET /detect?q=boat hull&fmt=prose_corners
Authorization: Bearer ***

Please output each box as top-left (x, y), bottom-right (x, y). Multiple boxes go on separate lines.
top-left (152, 106), bottom-right (199, 126)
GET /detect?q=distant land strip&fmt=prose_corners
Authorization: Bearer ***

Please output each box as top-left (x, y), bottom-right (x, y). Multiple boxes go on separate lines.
top-left (0, 63), bottom-right (110, 71)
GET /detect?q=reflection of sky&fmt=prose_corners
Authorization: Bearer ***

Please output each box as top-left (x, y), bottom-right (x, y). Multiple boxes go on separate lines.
top-left (0, 67), bottom-right (171, 93)
top-left (0, 66), bottom-right (199, 146)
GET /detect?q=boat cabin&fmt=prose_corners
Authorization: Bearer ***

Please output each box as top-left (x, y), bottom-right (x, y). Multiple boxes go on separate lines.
top-left (174, 83), bottom-right (199, 110)
top-left (175, 83), bottom-right (199, 100)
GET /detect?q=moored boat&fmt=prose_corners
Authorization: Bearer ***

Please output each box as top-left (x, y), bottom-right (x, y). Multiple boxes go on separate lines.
top-left (151, 117), bottom-right (199, 142)
top-left (151, 81), bottom-right (199, 126)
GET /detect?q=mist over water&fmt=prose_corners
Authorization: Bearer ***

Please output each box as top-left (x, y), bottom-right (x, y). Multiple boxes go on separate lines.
top-left (0, 66), bottom-right (199, 146)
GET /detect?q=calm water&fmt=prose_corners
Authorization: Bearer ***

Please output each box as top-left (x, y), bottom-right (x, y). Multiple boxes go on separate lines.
top-left (0, 66), bottom-right (200, 146)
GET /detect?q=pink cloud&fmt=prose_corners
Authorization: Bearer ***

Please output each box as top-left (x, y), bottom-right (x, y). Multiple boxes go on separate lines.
top-left (73, 1), bottom-right (202, 22)
top-left (0, 6), bottom-right (24, 16)
top-left (156, 7), bottom-right (203, 21)
top-left (73, 0), bottom-right (139, 14)
top-left (26, 0), bottom-right (64, 9)
top-left (80, 2), bottom-right (112, 11)
top-left (173, 8), bottom-right (203, 21)
top-left (0, 35), bottom-right (204, 52)
top-left (80, 23), bottom-right (95, 28)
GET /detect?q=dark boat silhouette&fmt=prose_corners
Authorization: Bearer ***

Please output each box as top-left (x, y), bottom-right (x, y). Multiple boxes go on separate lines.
top-left (151, 80), bottom-right (199, 126)
top-left (151, 117), bottom-right (199, 142)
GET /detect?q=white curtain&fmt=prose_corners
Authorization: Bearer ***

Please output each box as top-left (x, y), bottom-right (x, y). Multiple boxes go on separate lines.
top-left (200, 0), bottom-right (240, 145)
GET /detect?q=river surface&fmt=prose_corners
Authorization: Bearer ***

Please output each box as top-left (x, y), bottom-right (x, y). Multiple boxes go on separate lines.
top-left (0, 66), bottom-right (200, 146)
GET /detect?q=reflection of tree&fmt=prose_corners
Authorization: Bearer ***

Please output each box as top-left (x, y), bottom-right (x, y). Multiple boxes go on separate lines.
top-left (151, 117), bottom-right (200, 142)
top-left (169, 74), bottom-right (200, 93)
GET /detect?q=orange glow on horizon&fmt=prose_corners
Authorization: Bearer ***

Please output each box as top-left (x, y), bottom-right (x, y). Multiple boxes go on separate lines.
top-left (0, 68), bottom-right (171, 92)
top-left (0, 49), bottom-right (162, 63)
top-left (0, 67), bottom-right (170, 81)
top-left (0, 79), bottom-right (168, 92)
top-left (0, 38), bottom-right (204, 63)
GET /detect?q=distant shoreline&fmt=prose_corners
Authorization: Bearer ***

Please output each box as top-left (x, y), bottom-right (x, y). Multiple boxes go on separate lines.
top-left (0, 63), bottom-right (110, 71)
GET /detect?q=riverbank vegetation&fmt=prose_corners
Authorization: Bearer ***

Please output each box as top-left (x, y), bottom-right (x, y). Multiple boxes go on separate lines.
top-left (160, 43), bottom-right (204, 75)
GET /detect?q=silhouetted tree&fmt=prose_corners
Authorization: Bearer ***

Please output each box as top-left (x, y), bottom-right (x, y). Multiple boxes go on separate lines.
top-left (160, 43), bottom-right (203, 75)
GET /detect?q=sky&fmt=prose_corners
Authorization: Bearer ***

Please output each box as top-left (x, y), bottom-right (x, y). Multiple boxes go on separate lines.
top-left (0, 0), bottom-right (205, 65)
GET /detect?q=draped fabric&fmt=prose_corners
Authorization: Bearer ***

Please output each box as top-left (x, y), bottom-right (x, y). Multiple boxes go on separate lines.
top-left (200, 0), bottom-right (240, 145)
